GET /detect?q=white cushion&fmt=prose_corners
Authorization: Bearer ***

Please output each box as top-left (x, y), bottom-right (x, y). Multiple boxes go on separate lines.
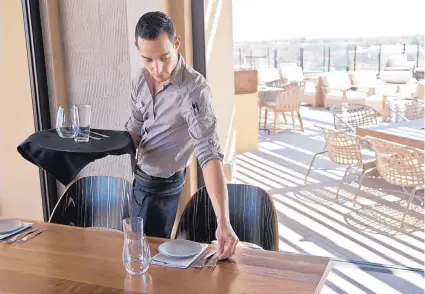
top-left (258, 68), bottom-right (281, 84)
top-left (322, 72), bottom-right (351, 90)
top-left (280, 64), bottom-right (304, 82)
top-left (365, 95), bottom-right (385, 114)
top-left (380, 70), bottom-right (413, 84)
top-left (304, 81), bottom-right (316, 95)
top-left (386, 55), bottom-right (409, 67)
top-left (398, 83), bottom-right (418, 97)
top-left (351, 70), bottom-right (378, 86)
top-left (326, 90), bottom-right (368, 100)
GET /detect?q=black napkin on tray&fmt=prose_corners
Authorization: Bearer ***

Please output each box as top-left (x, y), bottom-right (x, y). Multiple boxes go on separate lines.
top-left (17, 129), bottom-right (135, 186)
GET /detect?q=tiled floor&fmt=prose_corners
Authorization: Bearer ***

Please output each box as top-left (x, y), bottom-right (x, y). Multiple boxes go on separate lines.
top-left (234, 105), bottom-right (424, 293)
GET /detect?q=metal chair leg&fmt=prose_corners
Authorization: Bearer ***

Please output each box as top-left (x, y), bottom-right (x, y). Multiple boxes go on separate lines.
top-left (304, 151), bottom-right (326, 184)
top-left (401, 186), bottom-right (424, 227)
top-left (336, 166), bottom-right (353, 200)
top-left (353, 167), bottom-right (376, 206)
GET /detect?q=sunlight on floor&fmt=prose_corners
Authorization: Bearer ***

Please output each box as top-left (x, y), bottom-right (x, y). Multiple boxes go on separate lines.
top-left (235, 106), bottom-right (425, 293)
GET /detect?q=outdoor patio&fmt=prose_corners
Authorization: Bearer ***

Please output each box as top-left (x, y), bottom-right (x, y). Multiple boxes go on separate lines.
top-left (234, 105), bottom-right (424, 293)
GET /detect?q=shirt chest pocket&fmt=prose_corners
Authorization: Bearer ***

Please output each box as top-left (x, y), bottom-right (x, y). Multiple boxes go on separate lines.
top-left (135, 101), bottom-right (151, 121)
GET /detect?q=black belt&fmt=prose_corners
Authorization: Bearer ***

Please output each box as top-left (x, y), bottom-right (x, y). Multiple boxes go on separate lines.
top-left (134, 166), bottom-right (185, 181)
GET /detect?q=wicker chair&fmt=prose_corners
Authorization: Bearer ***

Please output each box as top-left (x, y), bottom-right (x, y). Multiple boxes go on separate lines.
top-left (305, 126), bottom-right (374, 199)
top-left (387, 99), bottom-right (425, 122)
top-left (354, 137), bottom-right (424, 227)
top-left (262, 81), bottom-right (306, 135)
top-left (330, 103), bottom-right (380, 133)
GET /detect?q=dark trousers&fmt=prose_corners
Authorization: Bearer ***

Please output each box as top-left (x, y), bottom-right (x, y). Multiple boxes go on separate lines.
top-left (131, 169), bottom-right (185, 238)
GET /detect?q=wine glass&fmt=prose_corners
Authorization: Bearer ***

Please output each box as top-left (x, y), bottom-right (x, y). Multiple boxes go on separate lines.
top-left (56, 106), bottom-right (76, 138)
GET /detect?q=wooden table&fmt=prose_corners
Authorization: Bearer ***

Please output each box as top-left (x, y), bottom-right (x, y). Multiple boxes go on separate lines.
top-left (356, 119), bottom-right (425, 150)
top-left (0, 221), bottom-right (331, 294)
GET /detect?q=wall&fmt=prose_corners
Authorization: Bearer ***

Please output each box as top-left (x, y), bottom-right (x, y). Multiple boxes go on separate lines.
top-left (204, 0), bottom-right (236, 166)
top-left (0, 0), bottom-right (43, 220)
top-left (126, 0), bottom-right (169, 78)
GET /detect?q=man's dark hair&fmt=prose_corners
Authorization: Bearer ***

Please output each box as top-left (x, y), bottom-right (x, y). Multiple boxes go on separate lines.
top-left (135, 11), bottom-right (175, 43)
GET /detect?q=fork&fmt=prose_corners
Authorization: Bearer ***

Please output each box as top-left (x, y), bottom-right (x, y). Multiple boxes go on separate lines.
top-left (191, 250), bottom-right (217, 269)
top-left (205, 251), bottom-right (219, 269)
top-left (4, 228), bottom-right (41, 244)
top-left (16, 229), bottom-right (46, 243)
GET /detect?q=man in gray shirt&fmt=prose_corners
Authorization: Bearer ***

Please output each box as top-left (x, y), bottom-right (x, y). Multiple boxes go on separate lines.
top-left (126, 11), bottom-right (238, 259)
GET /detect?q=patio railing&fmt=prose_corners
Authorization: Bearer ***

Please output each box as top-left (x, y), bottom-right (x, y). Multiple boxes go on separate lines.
top-left (234, 43), bottom-right (424, 74)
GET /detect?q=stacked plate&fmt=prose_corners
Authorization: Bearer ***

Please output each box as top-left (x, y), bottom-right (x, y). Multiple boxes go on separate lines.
top-left (0, 220), bottom-right (31, 240)
top-left (0, 220), bottom-right (24, 234)
top-left (152, 240), bottom-right (207, 269)
top-left (158, 239), bottom-right (203, 259)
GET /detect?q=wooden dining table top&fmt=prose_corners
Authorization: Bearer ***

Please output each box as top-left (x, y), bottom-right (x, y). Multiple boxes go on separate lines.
top-left (356, 119), bottom-right (425, 150)
top-left (0, 221), bottom-right (332, 294)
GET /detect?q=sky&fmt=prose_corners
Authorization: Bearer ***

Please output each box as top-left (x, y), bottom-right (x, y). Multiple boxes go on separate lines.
top-left (232, 0), bottom-right (424, 42)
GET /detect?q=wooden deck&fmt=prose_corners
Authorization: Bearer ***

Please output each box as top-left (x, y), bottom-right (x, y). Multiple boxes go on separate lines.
top-left (235, 106), bottom-right (424, 294)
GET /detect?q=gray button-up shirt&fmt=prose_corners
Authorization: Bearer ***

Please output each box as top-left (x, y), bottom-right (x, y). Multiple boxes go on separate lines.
top-left (125, 54), bottom-right (224, 178)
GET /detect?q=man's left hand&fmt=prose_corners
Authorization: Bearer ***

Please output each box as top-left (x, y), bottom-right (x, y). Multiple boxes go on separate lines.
top-left (215, 222), bottom-right (239, 260)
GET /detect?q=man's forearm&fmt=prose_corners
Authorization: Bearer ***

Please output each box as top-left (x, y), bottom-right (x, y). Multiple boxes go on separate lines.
top-left (202, 159), bottom-right (230, 225)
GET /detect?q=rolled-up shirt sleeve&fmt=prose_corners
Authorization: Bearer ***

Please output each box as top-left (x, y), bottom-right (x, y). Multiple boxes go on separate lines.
top-left (182, 84), bottom-right (224, 168)
top-left (125, 78), bottom-right (144, 135)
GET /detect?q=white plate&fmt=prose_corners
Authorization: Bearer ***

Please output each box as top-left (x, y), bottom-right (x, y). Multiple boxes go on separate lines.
top-left (0, 220), bottom-right (23, 234)
top-left (158, 240), bottom-right (202, 259)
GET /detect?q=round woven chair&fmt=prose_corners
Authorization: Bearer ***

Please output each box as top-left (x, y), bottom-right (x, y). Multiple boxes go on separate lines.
top-left (330, 103), bottom-right (380, 133)
top-left (305, 125), bottom-right (374, 199)
top-left (354, 137), bottom-right (424, 227)
top-left (387, 99), bottom-right (425, 122)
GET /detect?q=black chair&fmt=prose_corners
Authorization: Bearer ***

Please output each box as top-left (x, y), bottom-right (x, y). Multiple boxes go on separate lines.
top-left (330, 103), bottom-right (379, 133)
top-left (49, 176), bottom-right (132, 231)
top-left (175, 184), bottom-right (279, 251)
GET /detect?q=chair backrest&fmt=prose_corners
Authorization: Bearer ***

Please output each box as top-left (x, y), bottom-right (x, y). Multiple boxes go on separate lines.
top-left (49, 176), bottom-right (132, 231)
top-left (331, 103), bottom-right (379, 133)
top-left (265, 78), bottom-right (288, 88)
top-left (387, 99), bottom-right (425, 122)
top-left (385, 54), bottom-right (411, 68)
top-left (257, 68), bottom-right (281, 85)
top-left (175, 184), bottom-right (279, 251)
top-left (316, 126), bottom-right (363, 166)
top-left (279, 63), bottom-right (304, 83)
top-left (367, 137), bottom-right (424, 187)
top-left (322, 71), bottom-right (352, 91)
top-left (275, 81), bottom-right (305, 110)
top-left (349, 70), bottom-right (378, 86)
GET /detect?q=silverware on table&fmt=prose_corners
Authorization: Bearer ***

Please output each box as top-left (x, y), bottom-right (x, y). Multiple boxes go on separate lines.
top-left (4, 228), bottom-right (40, 244)
top-left (205, 251), bottom-right (219, 269)
top-left (16, 229), bottom-right (46, 243)
top-left (191, 250), bottom-right (217, 269)
top-left (90, 131), bottom-right (110, 138)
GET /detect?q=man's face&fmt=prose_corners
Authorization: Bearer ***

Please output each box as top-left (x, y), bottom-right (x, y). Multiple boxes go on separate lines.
top-left (136, 32), bottom-right (180, 83)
